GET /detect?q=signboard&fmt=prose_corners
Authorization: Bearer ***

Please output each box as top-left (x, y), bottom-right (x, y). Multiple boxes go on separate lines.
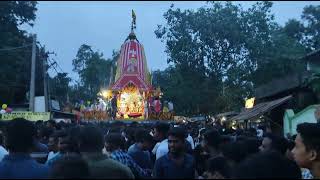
top-left (245, 97), bottom-right (255, 109)
top-left (0, 112), bottom-right (50, 121)
top-left (51, 100), bottom-right (60, 111)
top-left (35, 96), bottom-right (45, 112)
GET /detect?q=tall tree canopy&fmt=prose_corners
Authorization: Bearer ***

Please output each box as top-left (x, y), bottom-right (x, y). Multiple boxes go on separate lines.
top-left (0, 1), bottom-right (50, 105)
top-left (49, 72), bottom-right (71, 104)
top-left (154, 1), bottom-right (310, 115)
top-left (71, 44), bottom-right (117, 102)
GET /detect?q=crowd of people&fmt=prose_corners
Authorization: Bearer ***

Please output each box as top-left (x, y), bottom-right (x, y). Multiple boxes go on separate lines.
top-left (0, 118), bottom-right (318, 179)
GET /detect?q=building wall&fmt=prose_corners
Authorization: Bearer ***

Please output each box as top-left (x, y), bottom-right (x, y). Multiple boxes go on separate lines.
top-left (283, 109), bottom-right (294, 137)
top-left (283, 105), bottom-right (319, 136)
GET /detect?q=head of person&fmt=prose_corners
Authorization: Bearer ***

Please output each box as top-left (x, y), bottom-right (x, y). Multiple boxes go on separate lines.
top-left (79, 125), bottom-right (104, 153)
top-left (292, 123), bottom-right (320, 170)
top-left (153, 122), bottom-right (170, 142)
top-left (39, 126), bottom-right (54, 144)
top-left (221, 141), bottom-right (248, 167)
top-left (5, 118), bottom-right (36, 153)
top-left (68, 126), bottom-right (81, 153)
top-left (56, 130), bottom-right (70, 153)
top-left (109, 127), bottom-right (121, 134)
top-left (50, 154), bottom-right (89, 179)
top-left (46, 120), bottom-right (56, 129)
top-left (233, 151), bottom-right (301, 179)
top-left (220, 135), bottom-right (232, 145)
top-left (203, 156), bottom-right (231, 179)
top-left (48, 132), bottom-right (59, 153)
top-left (134, 129), bottom-right (154, 151)
top-left (259, 133), bottom-right (288, 155)
top-left (167, 127), bottom-right (186, 156)
top-left (244, 137), bottom-right (261, 155)
top-left (104, 133), bottom-right (126, 152)
top-left (35, 120), bottom-right (44, 128)
top-left (202, 129), bottom-right (221, 153)
top-left (125, 127), bottom-right (136, 142)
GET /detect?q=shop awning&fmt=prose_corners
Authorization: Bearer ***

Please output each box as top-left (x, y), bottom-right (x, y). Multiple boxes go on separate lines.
top-left (229, 95), bottom-right (292, 122)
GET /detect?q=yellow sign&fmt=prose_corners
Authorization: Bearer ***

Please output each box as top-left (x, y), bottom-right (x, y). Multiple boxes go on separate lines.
top-left (0, 112), bottom-right (51, 121)
top-left (245, 97), bottom-right (255, 109)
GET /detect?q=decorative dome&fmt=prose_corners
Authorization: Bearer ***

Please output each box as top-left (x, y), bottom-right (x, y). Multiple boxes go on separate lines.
top-left (111, 11), bottom-right (152, 91)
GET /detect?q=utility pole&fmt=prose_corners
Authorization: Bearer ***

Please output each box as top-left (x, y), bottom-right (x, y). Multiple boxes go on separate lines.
top-left (43, 52), bottom-right (49, 112)
top-left (29, 34), bottom-right (36, 112)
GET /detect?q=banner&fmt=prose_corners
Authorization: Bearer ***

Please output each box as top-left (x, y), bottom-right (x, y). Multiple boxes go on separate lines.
top-left (0, 112), bottom-right (51, 121)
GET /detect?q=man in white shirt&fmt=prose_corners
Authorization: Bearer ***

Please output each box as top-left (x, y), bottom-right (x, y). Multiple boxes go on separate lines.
top-left (46, 133), bottom-right (59, 162)
top-left (152, 123), bottom-right (170, 160)
top-left (154, 139), bottom-right (168, 160)
top-left (144, 100), bottom-right (149, 119)
top-left (186, 134), bottom-right (195, 150)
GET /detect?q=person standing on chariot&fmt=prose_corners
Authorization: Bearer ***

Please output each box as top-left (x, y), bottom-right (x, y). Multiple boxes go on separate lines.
top-left (153, 97), bottom-right (161, 119)
top-left (144, 100), bottom-right (149, 119)
top-left (111, 95), bottom-right (118, 120)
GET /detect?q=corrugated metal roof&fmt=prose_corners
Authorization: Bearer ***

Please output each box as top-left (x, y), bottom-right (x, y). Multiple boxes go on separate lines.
top-left (301, 49), bottom-right (320, 61)
top-left (229, 95), bottom-right (292, 122)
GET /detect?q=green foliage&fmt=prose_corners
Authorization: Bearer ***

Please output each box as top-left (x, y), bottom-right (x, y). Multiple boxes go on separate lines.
top-left (70, 44), bottom-right (117, 102)
top-left (301, 5), bottom-right (320, 51)
top-left (49, 73), bottom-right (71, 103)
top-left (0, 1), bottom-right (37, 27)
top-left (0, 1), bottom-right (49, 105)
top-left (283, 19), bottom-right (305, 41)
top-left (72, 44), bottom-right (93, 73)
top-left (154, 1), bottom-right (309, 116)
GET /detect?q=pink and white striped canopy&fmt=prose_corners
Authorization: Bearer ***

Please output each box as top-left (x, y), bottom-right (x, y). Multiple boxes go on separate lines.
top-left (112, 35), bottom-right (152, 91)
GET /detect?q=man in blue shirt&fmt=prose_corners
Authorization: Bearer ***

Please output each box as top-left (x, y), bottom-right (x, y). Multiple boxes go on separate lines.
top-left (46, 130), bottom-right (69, 167)
top-left (105, 133), bottom-right (152, 179)
top-left (0, 118), bottom-right (49, 178)
top-left (128, 129), bottom-right (154, 169)
top-left (153, 127), bottom-right (196, 179)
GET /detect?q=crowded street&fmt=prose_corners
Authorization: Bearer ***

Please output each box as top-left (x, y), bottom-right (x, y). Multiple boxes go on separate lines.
top-left (0, 1), bottom-right (320, 179)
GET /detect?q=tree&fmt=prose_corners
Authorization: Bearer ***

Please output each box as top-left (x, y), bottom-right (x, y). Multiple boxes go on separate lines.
top-left (0, 1), bottom-right (49, 105)
top-left (72, 44), bottom-right (94, 73)
top-left (155, 1), bottom-right (308, 115)
top-left (71, 44), bottom-right (115, 101)
top-left (283, 19), bottom-right (305, 41)
top-left (301, 5), bottom-right (320, 52)
top-left (109, 50), bottom-right (120, 85)
top-left (49, 73), bottom-right (71, 103)
top-left (0, 1), bottom-right (37, 27)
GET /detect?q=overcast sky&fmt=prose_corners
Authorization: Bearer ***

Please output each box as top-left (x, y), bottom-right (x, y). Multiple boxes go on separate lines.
top-left (21, 1), bottom-right (320, 83)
